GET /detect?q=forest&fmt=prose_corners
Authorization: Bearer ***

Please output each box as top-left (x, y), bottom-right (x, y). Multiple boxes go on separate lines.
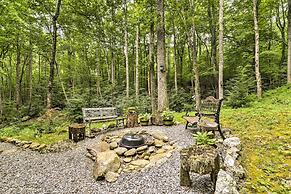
top-left (0, 0), bottom-right (290, 121)
top-left (0, 0), bottom-right (290, 193)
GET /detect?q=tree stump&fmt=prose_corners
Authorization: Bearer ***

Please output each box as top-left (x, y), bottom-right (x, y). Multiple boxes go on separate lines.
top-left (180, 145), bottom-right (220, 188)
top-left (69, 123), bottom-right (85, 142)
top-left (126, 108), bottom-right (138, 128)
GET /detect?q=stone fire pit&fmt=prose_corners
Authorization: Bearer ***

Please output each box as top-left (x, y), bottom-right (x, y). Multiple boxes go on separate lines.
top-left (86, 129), bottom-right (177, 182)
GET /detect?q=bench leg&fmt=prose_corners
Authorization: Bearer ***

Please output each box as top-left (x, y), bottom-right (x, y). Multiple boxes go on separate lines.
top-left (185, 121), bottom-right (189, 129)
top-left (217, 124), bottom-right (225, 140)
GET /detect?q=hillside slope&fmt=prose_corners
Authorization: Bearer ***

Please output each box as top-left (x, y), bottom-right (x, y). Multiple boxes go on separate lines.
top-left (221, 85), bottom-right (291, 193)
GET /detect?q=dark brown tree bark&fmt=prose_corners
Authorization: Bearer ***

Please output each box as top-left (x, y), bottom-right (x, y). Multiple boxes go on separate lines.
top-left (47, 0), bottom-right (62, 109)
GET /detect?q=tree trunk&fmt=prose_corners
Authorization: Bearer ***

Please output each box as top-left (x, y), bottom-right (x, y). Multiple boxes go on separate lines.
top-left (16, 37), bottom-right (21, 110)
top-left (149, 22), bottom-right (156, 114)
top-left (47, 0), bottom-right (62, 109)
top-left (124, 0), bottom-right (130, 97)
top-left (156, 0), bottom-right (168, 123)
top-left (173, 22), bottom-right (178, 93)
top-left (135, 25), bottom-right (140, 99)
top-left (253, 0), bottom-right (262, 98)
top-left (96, 48), bottom-right (102, 97)
top-left (190, 0), bottom-right (201, 110)
top-left (28, 38), bottom-right (33, 111)
top-left (288, 0), bottom-right (291, 83)
top-left (218, 0), bottom-right (224, 99)
top-left (208, 0), bottom-right (218, 97)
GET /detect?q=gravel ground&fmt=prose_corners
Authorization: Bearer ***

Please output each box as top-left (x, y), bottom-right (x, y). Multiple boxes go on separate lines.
top-left (0, 125), bottom-right (214, 194)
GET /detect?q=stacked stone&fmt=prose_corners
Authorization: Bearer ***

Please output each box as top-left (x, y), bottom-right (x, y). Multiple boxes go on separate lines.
top-left (86, 130), bottom-right (177, 183)
top-left (215, 137), bottom-right (245, 194)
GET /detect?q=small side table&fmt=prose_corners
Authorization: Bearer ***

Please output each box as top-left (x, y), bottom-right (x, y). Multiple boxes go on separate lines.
top-left (69, 123), bottom-right (85, 142)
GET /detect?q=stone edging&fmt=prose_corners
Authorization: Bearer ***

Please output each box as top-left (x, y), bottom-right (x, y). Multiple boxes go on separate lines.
top-left (215, 137), bottom-right (245, 194)
top-left (0, 137), bottom-right (75, 153)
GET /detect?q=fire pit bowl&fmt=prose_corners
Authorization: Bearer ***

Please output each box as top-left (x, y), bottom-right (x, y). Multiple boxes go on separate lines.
top-left (120, 133), bottom-right (145, 148)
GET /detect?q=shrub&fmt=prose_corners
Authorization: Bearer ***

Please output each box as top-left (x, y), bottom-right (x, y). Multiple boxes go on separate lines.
top-left (169, 89), bottom-right (193, 112)
top-left (193, 132), bottom-right (216, 146)
top-left (161, 110), bottom-right (174, 120)
top-left (225, 65), bottom-right (255, 108)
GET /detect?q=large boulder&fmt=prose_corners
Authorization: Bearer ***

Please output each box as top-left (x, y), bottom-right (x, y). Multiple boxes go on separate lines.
top-left (93, 150), bottom-right (121, 180)
top-left (150, 130), bottom-right (169, 142)
top-left (87, 141), bottom-right (110, 157)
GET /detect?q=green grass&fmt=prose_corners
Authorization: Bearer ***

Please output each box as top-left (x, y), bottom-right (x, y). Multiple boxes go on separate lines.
top-left (221, 85), bottom-right (291, 193)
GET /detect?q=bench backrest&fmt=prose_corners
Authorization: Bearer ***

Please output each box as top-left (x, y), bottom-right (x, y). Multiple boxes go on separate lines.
top-left (200, 96), bottom-right (223, 114)
top-left (82, 107), bottom-right (117, 122)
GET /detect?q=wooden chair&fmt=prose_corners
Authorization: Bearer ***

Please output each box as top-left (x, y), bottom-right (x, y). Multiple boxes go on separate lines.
top-left (183, 96), bottom-right (225, 139)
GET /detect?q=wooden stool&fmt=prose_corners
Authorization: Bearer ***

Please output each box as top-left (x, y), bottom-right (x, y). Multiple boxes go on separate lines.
top-left (69, 123), bottom-right (85, 142)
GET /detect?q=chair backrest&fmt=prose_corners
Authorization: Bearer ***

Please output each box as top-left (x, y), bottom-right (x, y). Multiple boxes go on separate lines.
top-left (200, 96), bottom-right (223, 116)
top-left (82, 107), bottom-right (117, 122)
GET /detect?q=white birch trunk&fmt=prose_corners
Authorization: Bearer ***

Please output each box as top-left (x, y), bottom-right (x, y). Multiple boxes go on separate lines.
top-left (253, 0), bottom-right (262, 98)
top-left (218, 0), bottom-right (224, 99)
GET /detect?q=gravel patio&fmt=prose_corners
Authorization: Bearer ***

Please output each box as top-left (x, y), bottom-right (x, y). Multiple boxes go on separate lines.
top-left (0, 125), bottom-right (214, 194)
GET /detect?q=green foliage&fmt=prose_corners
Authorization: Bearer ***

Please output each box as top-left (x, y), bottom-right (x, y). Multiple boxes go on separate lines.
top-left (225, 65), bottom-right (255, 108)
top-left (193, 132), bottom-right (216, 146)
top-left (139, 113), bottom-right (151, 121)
top-left (169, 89), bottom-right (193, 112)
top-left (65, 98), bottom-right (85, 123)
top-left (161, 110), bottom-right (174, 121)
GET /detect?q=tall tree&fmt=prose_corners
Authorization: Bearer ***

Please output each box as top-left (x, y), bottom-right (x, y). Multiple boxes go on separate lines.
top-left (47, 0), bottom-right (62, 109)
top-left (149, 21), bottom-right (156, 114)
top-left (135, 25), bottom-right (140, 99)
top-left (28, 38), bottom-right (33, 111)
top-left (218, 0), bottom-right (224, 99)
top-left (253, 0), bottom-right (262, 98)
top-left (123, 0), bottom-right (130, 97)
top-left (189, 0), bottom-right (201, 110)
top-left (16, 37), bottom-right (21, 110)
top-left (288, 0), bottom-right (291, 83)
top-left (156, 0), bottom-right (168, 123)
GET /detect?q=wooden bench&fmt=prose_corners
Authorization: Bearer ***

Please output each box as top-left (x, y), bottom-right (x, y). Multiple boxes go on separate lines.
top-left (183, 96), bottom-right (225, 139)
top-left (82, 107), bottom-right (125, 129)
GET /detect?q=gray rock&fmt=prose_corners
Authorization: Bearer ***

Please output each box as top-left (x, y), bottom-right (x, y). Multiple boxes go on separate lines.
top-left (93, 150), bottom-right (121, 180)
top-left (123, 157), bottom-right (132, 163)
top-left (148, 146), bottom-right (156, 153)
top-left (150, 131), bottom-right (169, 142)
top-left (154, 139), bottom-right (164, 148)
top-left (131, 159), bottom-right (149, 168)
top-left (105, 171), bottom-right (119, 183)
top-left (114, 147), bottom-right (128, 155)
top-left (109, 142), bottom-right (118, 149)
top-left (136, 145), bottom-right (148, 152)
top-left (223, 137), bottom-right (241, 151)
top-left (124, 148), bottom-right (137, 157)
top-left (215, 170), bottom-right (239, 194)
